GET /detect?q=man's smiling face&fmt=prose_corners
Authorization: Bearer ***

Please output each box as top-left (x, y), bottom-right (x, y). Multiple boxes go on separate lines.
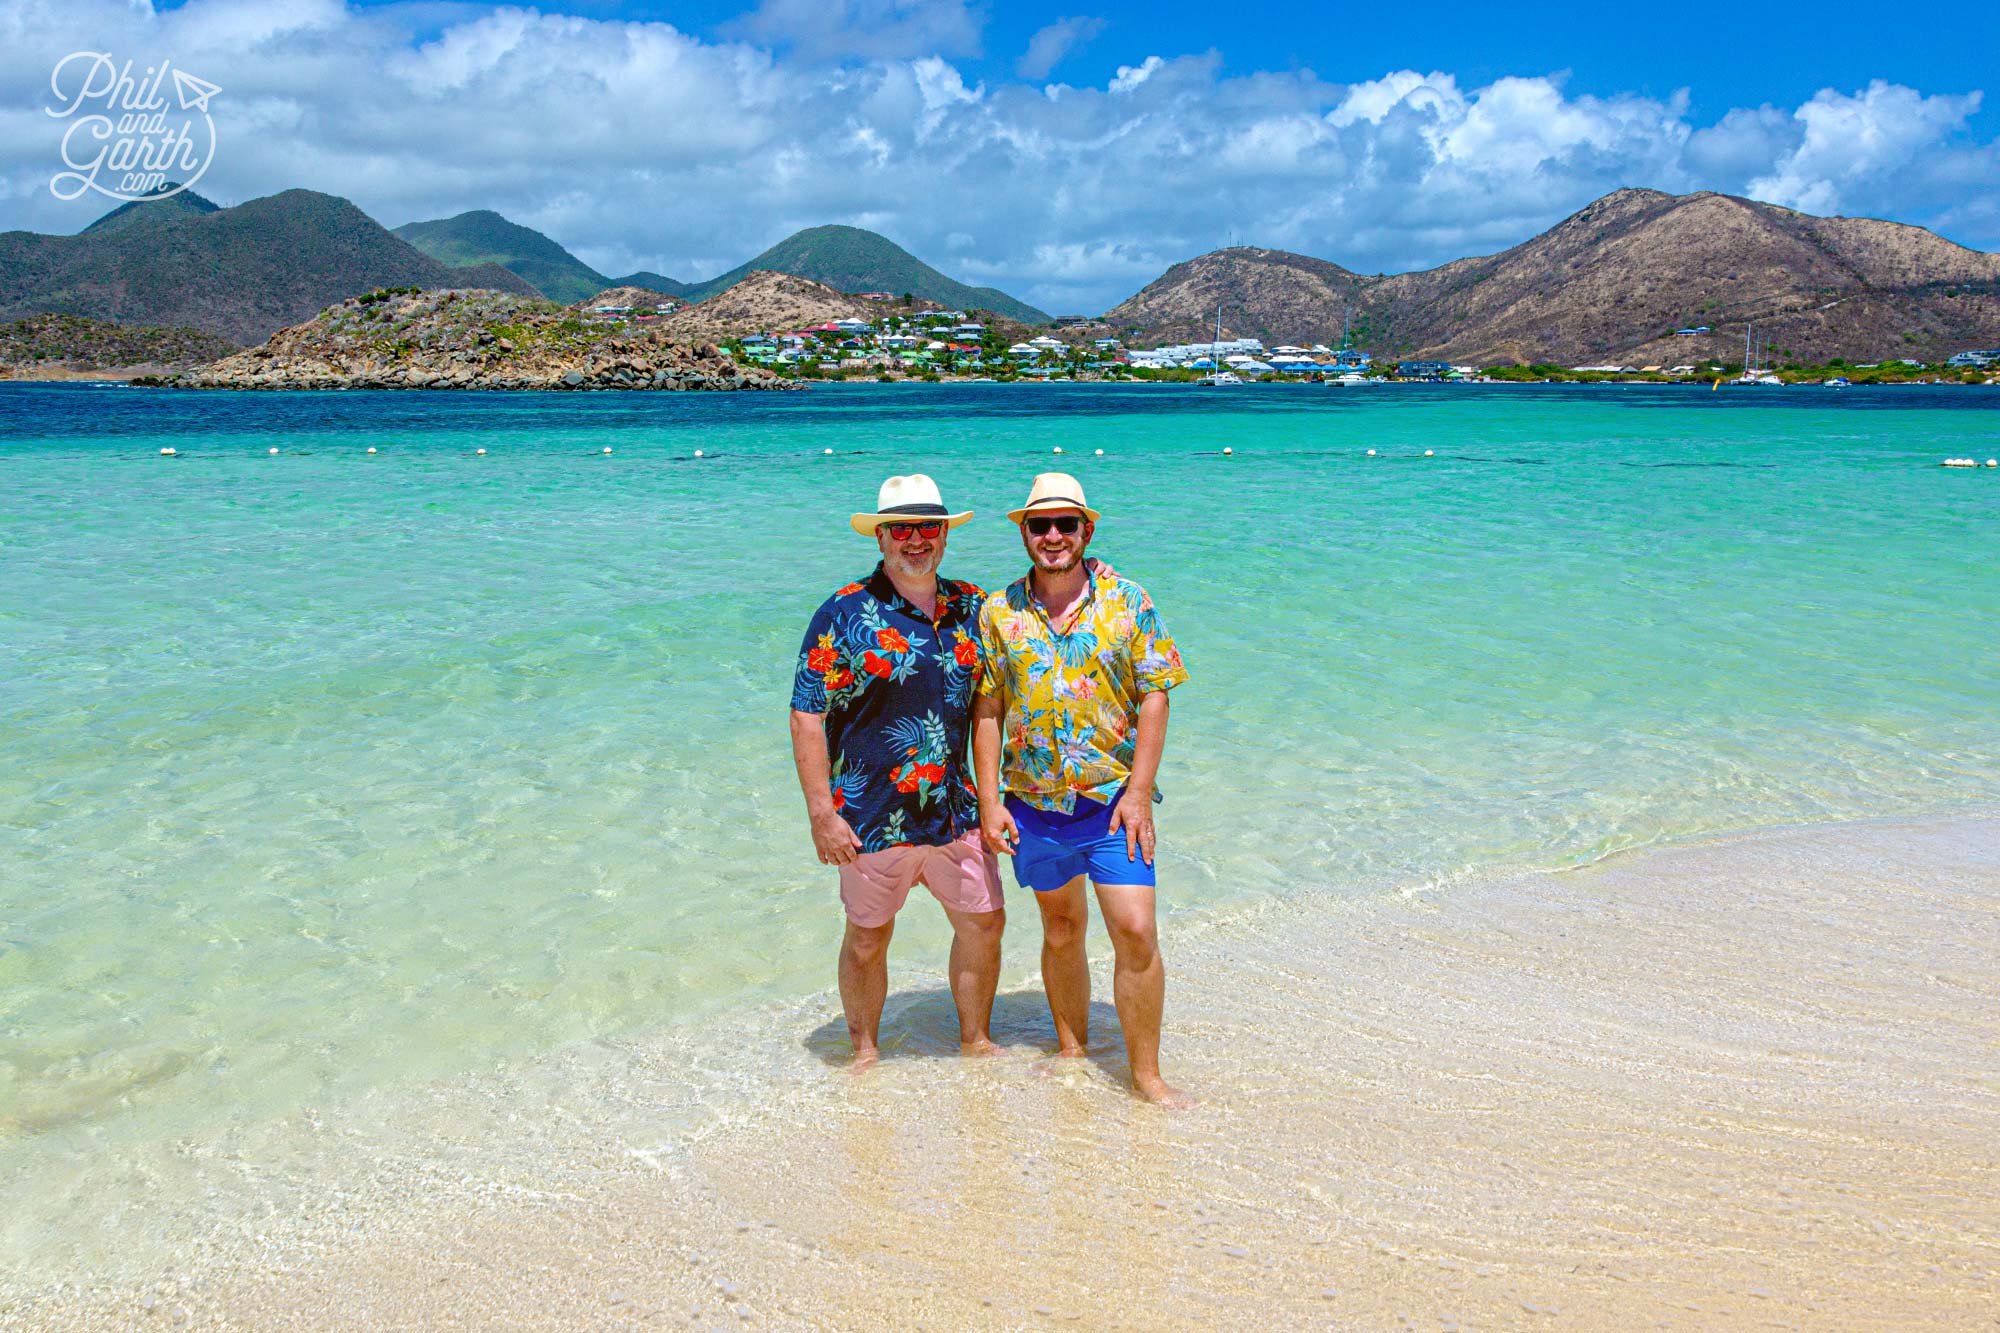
top-left (1020, 508), bottom-right (1092, 573)
top-left (878, 519), bottom-right (945, 578)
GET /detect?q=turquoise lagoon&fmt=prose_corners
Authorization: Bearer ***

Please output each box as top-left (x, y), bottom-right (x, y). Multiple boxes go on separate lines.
top-left (2, 380), bottom-right (1997, 1278)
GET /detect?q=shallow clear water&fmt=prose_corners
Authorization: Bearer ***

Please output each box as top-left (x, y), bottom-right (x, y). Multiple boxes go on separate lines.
top-left (3, 380), bottom-right (1998, 1277)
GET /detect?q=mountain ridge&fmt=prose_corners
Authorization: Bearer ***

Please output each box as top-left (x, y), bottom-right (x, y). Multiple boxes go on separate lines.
top-left (1104, 188), bottom-right (2000, 364)
top-left (1, 189), bottom-right (540, 343)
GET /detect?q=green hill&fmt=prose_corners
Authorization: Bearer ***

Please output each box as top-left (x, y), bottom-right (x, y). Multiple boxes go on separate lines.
top-left (393, 212), bottom-right (1042, 320)
top-left (682, 224), bottom-right (1048, 322)
top-left (80, 184), bottom-right (220, 235)
top-left (0, 189), bottom-right (541, 343)
top-left (611, 269), bottom-right (695, 297)
top-left (395, 211), bottom-right (701, 303)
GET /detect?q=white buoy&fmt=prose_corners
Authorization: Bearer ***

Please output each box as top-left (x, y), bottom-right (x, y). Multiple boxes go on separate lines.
top-left (823, 448), bottom-right (833, 455)
top-left (476, 448), bottom-right (487, 456)
top-left (692, 449), bottom-right (703, 458)
top-left (1094, 448), bottom-right (1104, 456)
top-left (1424, 449), bottom-right (1435, 457)
top-left (267, 447), bottom-right (279, 455)
top-left (367, 446), bottom-right (377, 454)
top-left (1366, 448), bottom-right (1376, 457)
top-left (1989, 459), bottom-right (1998, 467)
top-left (1053, 446), bottom-right (1064, 454)
top-left (603, 446), bottom-right (614, 455)
top-left (160, 447), bottom-right (177, 456)
top-left (1223, 447), bottom-right (1234, 456)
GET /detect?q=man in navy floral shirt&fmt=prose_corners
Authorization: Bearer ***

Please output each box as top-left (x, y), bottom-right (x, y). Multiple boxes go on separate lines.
top-left (788, 474), bottom-right (1005, 1068)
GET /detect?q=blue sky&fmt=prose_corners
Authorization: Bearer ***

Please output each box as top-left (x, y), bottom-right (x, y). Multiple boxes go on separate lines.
top-left (5, 1), bottom-right (1998, 311)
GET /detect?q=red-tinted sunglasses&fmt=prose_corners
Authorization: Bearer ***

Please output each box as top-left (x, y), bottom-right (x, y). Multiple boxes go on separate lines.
top-left (882, 519), bottom-right (945, 539)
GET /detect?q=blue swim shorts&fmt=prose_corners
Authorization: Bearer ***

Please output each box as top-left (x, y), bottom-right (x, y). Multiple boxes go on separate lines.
top-left (1004, 792), bottom-right (1156, 893)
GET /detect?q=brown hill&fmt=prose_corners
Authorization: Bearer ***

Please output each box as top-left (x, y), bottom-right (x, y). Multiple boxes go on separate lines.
top-left (1106, 189), bottom-right (2000, 365)
top-left (162, 287), bottom-right (790, 392)
top-left (0, 189), bottom-right (542, 343)
top-left (567, 285), bottom-right (682, 312)
top-left (1103, 248), bottom-right (1367, 345)
top-left (658, 270), bottom-right (877, 340)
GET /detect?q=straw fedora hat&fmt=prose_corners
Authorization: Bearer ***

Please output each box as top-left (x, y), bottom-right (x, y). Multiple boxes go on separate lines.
top-left (1005, 471), bottom-right (1101, 525)
top-left (850, 474), bottom-right (974, 536)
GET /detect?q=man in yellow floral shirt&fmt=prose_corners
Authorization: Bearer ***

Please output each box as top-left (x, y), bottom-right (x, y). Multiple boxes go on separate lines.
top-left (971, 473), bottom-right (1192, 1107)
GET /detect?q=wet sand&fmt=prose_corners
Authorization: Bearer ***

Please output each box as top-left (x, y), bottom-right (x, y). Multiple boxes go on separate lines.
top-left (14, 815), bottom-right (1998, 1329)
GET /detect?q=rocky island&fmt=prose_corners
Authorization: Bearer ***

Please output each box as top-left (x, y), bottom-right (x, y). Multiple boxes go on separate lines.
top-left (154, 287), bottom-right (792, 391)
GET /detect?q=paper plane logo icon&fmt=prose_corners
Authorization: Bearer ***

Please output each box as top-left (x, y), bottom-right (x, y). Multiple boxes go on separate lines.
top-left (172, 68), bottom-right (220, 113)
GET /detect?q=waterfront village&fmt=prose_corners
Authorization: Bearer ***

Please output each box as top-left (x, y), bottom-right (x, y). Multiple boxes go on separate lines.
top-left (584, 298), bottom-right (2000, 385)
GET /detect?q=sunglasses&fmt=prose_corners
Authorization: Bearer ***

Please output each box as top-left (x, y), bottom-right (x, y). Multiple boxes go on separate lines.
top-left (1024, 515), bottom-right (1084, 536)
top-left (882, 519), bottom-right (944, 540)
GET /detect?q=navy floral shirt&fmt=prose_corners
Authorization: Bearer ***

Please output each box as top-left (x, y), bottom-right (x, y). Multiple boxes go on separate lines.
top-left (791, 563), bottom-right (987, 851)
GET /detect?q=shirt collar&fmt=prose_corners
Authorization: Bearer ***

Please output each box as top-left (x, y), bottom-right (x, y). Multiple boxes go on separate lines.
top-left (1015, 560), bottom-right (1101, 634)
top-left (865, 561), bottom-right (949, 619)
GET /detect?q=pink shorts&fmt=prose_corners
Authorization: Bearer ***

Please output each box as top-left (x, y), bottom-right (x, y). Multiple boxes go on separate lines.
top-left (838, 832), bottom-right (1004, 928)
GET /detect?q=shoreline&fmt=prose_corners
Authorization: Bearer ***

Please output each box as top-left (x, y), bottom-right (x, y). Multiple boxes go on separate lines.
top-left (8, 811), bottom-right (1995, 1329)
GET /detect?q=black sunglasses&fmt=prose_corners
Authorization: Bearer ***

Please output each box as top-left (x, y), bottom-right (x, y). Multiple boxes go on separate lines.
top-left (882, 519), bottom-right (944, 539)
top-left (1025, 515), bottom-right (1084, 536)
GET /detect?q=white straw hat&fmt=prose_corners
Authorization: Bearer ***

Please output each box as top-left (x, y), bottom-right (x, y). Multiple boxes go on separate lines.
top-left (1005, 471), bottom-right (1101, 525)
top-left (850, 474), bottom-right (974, 535)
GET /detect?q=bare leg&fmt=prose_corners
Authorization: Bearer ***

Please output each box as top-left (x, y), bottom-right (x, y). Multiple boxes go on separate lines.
top-left (941, 905), bottom-right (1006, 1053)
top-left (1095, 883), bottom-right (1193, 1107)
top-left (1034, 875), bottom-right (1091, 1056)
top-left (838, 918), bottom-right (895, 1070)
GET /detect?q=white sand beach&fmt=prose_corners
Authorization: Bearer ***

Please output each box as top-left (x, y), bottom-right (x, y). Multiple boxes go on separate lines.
top-left (11, 814), bottom-right (1997, 1330)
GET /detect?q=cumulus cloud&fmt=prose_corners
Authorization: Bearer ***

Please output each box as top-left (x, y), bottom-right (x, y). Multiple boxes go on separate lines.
top-left (1017, 16), bottom-right (1105, 81)
top-left (1750, 80), bottom-right (1984, 215)
top-left (0, 0), bottom-right (1995, 314)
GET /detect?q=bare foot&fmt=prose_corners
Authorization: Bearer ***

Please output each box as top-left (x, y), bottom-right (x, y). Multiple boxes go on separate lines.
top-left (849, 1047), bottom-right (881, 1074)
top-left (960, 1036), bottom-right (1009, 1057)
top-left (1056, 1043), bottom-right (1088, 1059)
top-left (1133, 1074), bottom-right (1195, 1109)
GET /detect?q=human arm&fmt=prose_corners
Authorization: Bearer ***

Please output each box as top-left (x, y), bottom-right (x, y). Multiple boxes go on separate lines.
top-left (789, 708), bottom-right (862, 865)
top-left (1106, 690), bottom-right (1169, 865)
top-left (971, 691), bottom-right (1018, 854)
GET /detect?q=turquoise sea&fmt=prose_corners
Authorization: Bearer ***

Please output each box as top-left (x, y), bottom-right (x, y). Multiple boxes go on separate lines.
top-left (3, 380), bottom-right (1998, 1284)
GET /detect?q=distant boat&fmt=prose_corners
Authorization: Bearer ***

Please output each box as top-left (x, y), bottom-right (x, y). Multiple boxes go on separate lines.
top-left (1329, 372), bottom-right (1377, 386)
top-left (1825, 377), bottom-right (1850, 387)
top-left (1730, 320), bottom-right (1784, 385)
top-left (1198, 304), bottom-right (1242, 386)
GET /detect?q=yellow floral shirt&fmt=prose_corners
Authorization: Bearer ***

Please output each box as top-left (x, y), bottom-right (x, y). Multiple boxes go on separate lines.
top-left (975, 560), bottom-right (1189, 812)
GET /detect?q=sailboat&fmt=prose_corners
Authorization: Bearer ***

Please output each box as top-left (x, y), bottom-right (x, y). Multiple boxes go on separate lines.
top-left (1730, 322), bottom-right (1783, 385)
top-left (1197, 305), bottom-right (1242, 385)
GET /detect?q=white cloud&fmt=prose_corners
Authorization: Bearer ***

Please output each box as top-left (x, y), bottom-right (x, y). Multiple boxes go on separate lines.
top-left (1749, 80), bottom-right (1983, 215)
top-left (1017, 16), bottom-right (1105, 82)
top-left (0, 0), bottom-right (1995, 314)
top-left (1108, 56), bottom-right (1163, 95)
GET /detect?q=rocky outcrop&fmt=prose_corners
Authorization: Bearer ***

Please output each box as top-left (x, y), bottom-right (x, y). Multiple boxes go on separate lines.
top-left (657, 270), bottom-right (883, 342)
top-left (155, 287), bottom-right (793, 391)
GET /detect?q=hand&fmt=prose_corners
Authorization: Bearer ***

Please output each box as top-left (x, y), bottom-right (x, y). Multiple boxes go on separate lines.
top-left (810, 807), bottom-right (862, 865)
top-left (1107, 790), bottom-right (1155, 866)
top-left (979, 800), bottom-right (1019, 856)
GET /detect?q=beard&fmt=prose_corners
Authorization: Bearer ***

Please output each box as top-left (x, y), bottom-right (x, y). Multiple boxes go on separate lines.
top-left (883, 546), bottom-right (942, 579)
top-left (1031, 543), bottom-right (1084, 573)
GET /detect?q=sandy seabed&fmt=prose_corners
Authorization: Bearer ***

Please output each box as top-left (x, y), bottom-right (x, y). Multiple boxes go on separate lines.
top-left (9, 816), bottom-right (1997, 1331)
